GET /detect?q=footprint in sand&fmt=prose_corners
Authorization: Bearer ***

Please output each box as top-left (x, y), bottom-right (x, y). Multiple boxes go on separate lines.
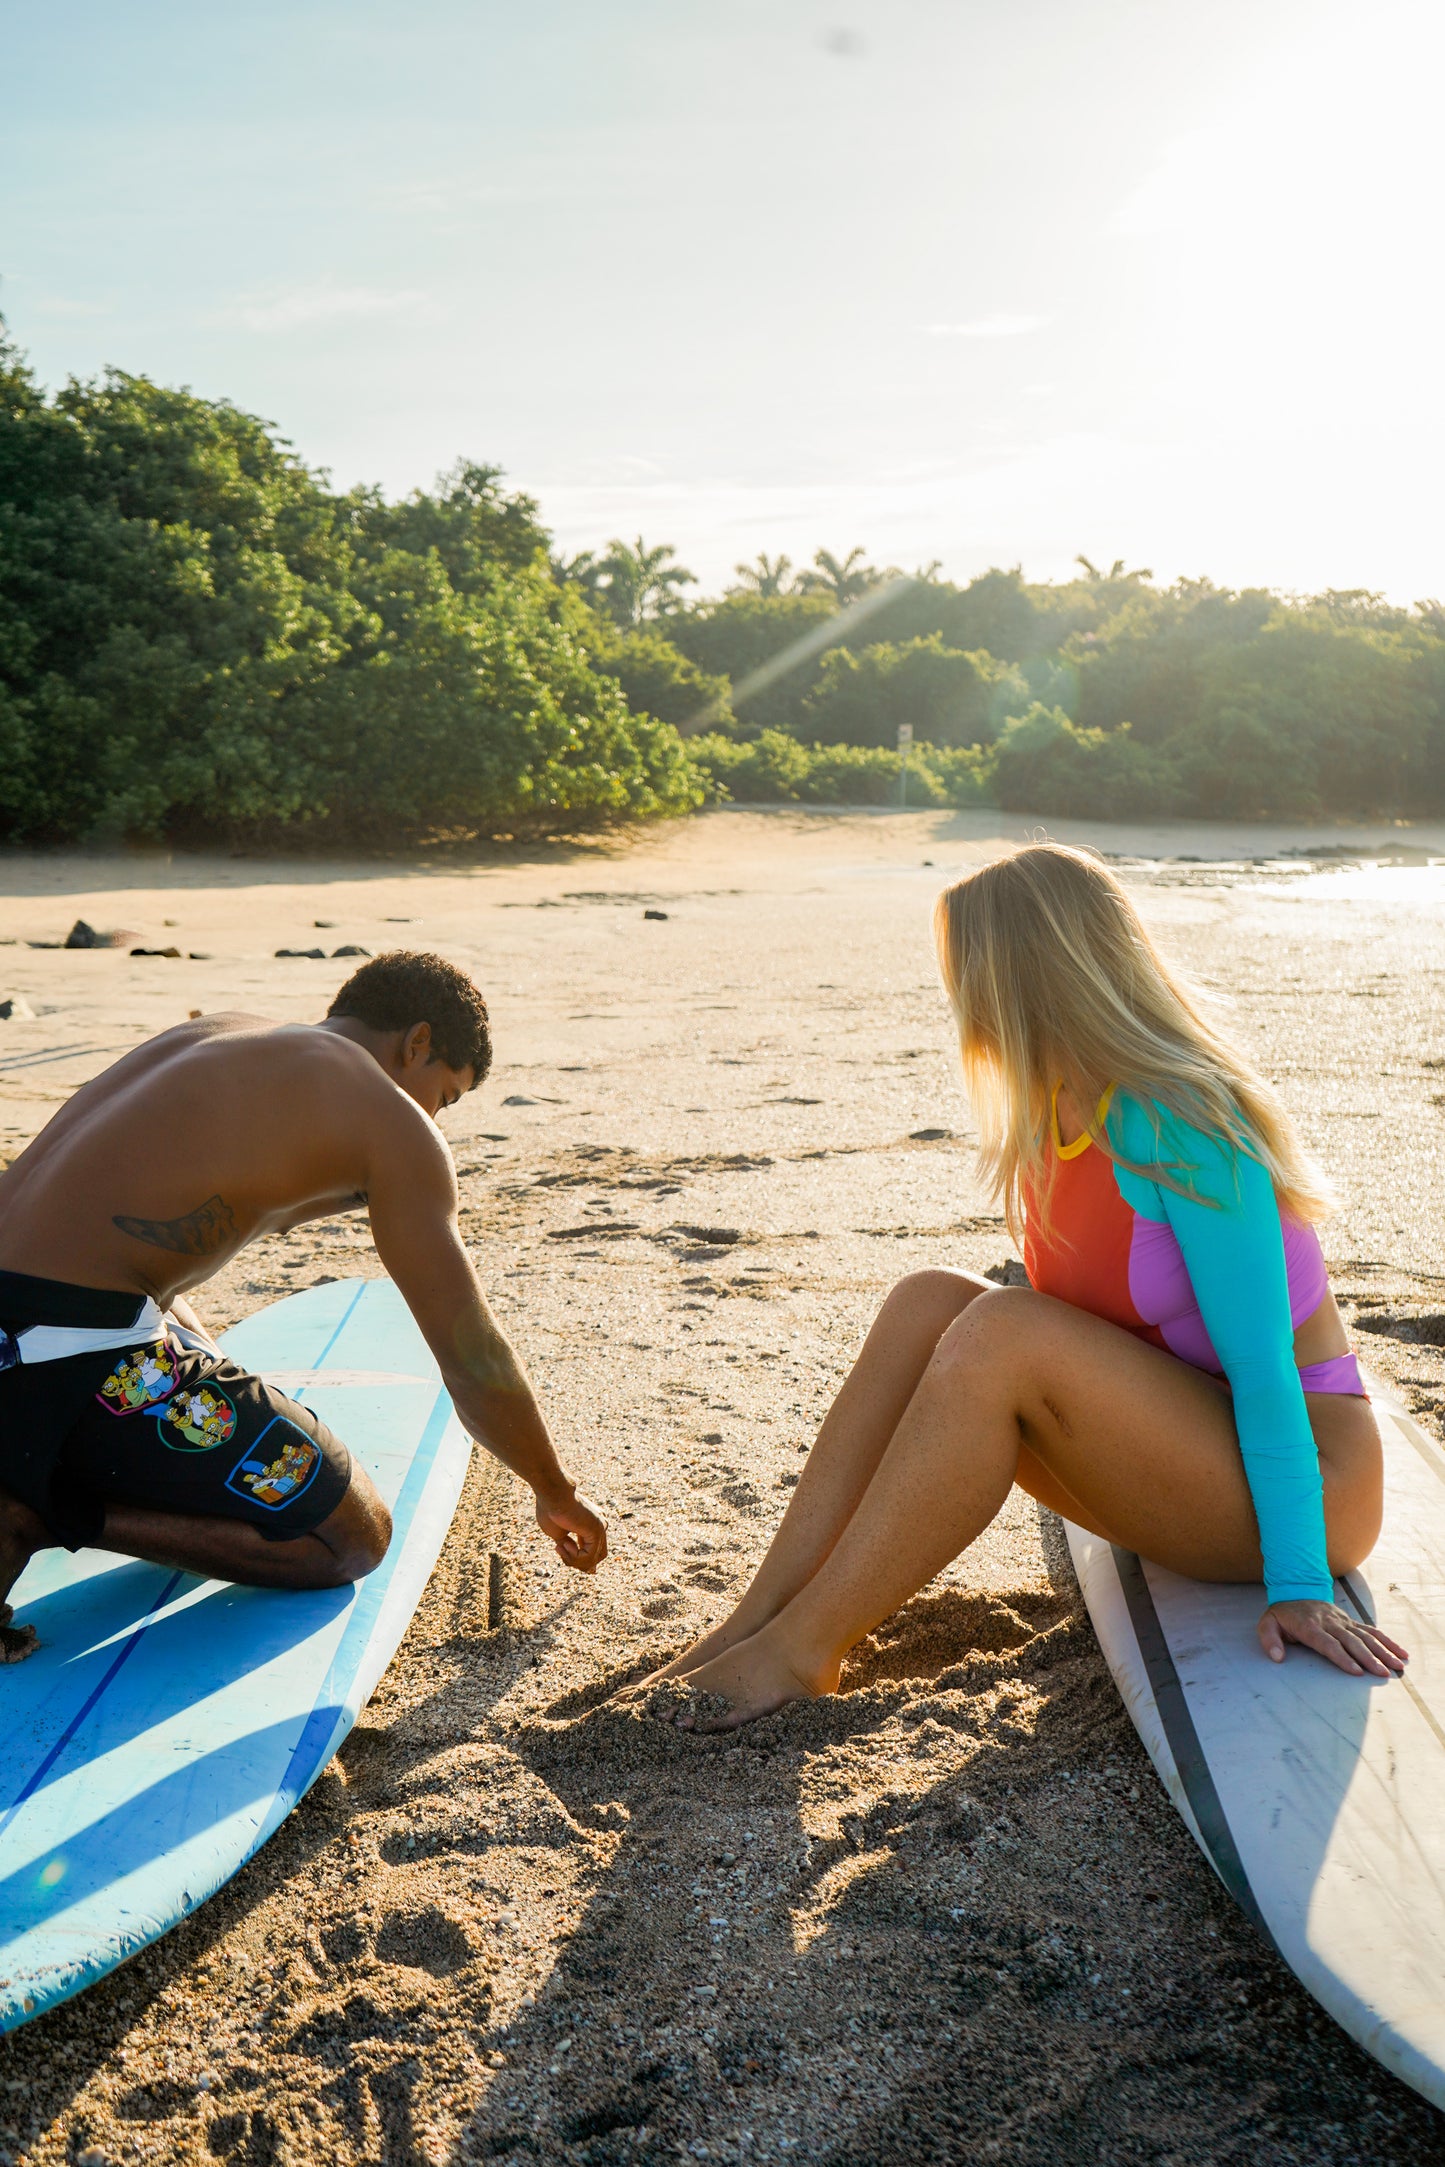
top-left (375, 1907), bottom-right (474, 1978)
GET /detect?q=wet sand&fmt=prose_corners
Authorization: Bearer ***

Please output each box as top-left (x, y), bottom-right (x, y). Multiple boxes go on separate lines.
top-left (2, 808), bottom-right (1444, 2165)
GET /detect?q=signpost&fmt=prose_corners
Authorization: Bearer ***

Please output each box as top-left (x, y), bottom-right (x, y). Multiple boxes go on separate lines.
top-left (897, 722), bottom-right (913, 808)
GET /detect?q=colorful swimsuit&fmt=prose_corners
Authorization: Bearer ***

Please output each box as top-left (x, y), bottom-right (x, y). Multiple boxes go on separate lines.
top-left (1021, 1089), bottom-right (1363, 1605)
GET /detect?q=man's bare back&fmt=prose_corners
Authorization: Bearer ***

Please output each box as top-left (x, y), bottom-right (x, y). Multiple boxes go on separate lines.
top-left (0, 1016), bottom-right (454, 1301)
top-left (0, 954), bottom-right (606, 1660)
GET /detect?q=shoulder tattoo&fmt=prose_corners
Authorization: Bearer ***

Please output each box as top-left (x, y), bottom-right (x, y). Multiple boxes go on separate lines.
top-left (113, 1194), bottom-right (239, 1257)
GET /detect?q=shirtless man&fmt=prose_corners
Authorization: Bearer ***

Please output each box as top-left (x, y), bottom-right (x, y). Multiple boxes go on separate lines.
top-left (0, 950), bottom-right (606, 1660)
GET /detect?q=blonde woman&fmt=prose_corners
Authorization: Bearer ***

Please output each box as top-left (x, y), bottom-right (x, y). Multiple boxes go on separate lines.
top-left (655, 842), bottom-right (1406, 1730)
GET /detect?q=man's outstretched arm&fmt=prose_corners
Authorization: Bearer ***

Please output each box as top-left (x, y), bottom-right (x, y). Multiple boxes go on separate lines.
top-left (365, 1119), bottom-right (607, 1572)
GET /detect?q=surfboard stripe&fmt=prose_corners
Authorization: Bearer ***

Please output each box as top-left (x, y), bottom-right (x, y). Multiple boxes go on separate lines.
top-left (250, 1383), bottom-right (455, 1850)
top-left (307, 1279), bottom-right (370, 1376)
top-left (0, 1569), bottom-right (186, 1841)
top-left (1110, 1545), bottom-right (1276, 1949)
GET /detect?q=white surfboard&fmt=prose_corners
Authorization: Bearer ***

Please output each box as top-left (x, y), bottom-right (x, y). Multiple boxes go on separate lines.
top-left (1065, 1372), bottom-right (1445, 2109)
top-left (0, 1277), bottom-right (470, 2033)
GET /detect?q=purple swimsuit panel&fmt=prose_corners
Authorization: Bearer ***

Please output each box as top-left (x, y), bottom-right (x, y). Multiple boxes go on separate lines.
top-left (1127, 1211), bottom-right (1364, 1395)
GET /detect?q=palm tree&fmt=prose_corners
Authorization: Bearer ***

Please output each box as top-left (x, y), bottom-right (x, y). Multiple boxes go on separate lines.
top-left (795, 547), bottom-right (880, 607)
top-left (1075, 554), bottom-right (1154, 583)
top-left (595, 538), bottom-right (697, 628)
top-left (730, 552), bottom-right (795, 598)
top-left (553, 548), bottom-right (604, 602)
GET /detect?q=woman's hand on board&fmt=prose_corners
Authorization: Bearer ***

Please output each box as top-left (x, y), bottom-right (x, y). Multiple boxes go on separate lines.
top-left (1258, 1600), bottom-right (1408, 1677)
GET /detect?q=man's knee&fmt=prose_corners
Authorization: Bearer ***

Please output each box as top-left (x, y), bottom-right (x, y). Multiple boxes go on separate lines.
top-left (314, 1485), bottom-right (392, 1583)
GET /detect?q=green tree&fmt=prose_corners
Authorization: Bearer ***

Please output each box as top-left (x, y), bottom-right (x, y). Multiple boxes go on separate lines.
top-left (592, 537), bottom-right (697, 628)
top-left (795, 546), bottom-right (880, 607)
top-left (298, 561), bottom-right (703, 838)
top-left (992, 705), bottom-right (1181, 818)
top-left (0, 327), bottom-right (704, 844)
top-left (664, 591), bottom-right (837, 735)
top-left (363, 460), bottom-right (552, 590)
top-left (801, 636), bottom-right (1026, 749)
top-left (0, 360), bottom-right (360, 840)
top-left (1071, 580), bottom-right (1275, 743)
top-left (552, 547), bottom-right (604, 603)
top-left (729, 552), bottom-right (795, 598)
top-left (584, 623), bottom-right (733, 735)
top-left (1075, 554), bottom-right (1154, 584)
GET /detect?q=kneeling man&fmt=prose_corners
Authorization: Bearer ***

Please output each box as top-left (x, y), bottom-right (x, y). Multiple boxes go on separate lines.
top-left (0, 951), bottom-right (605, 1659)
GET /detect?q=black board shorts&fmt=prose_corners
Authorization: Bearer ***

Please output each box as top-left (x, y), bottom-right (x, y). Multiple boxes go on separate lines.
top-left (0, 1271), bottom-right (351, 1551)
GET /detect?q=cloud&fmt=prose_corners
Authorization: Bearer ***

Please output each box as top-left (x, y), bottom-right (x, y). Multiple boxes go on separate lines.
top-left (214, 285), bottom-right (431, 334)
top-left (925, 314), bottom-right (1048, 339)
top-left (25, 294), bottom-right (109, 321)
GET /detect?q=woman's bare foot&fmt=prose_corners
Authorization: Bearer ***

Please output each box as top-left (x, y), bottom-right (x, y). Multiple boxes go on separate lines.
top-left (0, 1487), bottom-right (50, 1662)
top-left (648, 1612), bottom-right (759, 1684)
top-left (668, 1625), bottom-right (840, 1733)
top-left (610, 1603), bottom-right (778, 1705)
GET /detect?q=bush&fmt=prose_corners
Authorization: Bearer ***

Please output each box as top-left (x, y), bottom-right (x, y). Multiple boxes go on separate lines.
top-left (0, 336), bottom-right (703, 844)
top-left (991, 705), bottom-right (1182, 818)
top-left (800, 635), bottom-right (1027, 750)
top-left (689, 730), bottom-right (996, 808)
top-left (581, 624), bottom-right (733, 736)
top-left (295, 565), bottom-right (704, 841)
top-left (664, 592), bottom-right (838, 736)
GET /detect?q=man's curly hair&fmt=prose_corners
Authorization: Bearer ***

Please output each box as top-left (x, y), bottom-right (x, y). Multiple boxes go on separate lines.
top-left (327, 951), bottom-right (492, 1085)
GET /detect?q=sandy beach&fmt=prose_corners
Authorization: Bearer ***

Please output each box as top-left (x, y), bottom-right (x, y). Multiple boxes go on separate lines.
top-left (3, 806), bottom-right (1445, 2167)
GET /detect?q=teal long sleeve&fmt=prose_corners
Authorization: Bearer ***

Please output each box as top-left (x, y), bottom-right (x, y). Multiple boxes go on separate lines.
top-left (1109, 1095), bottom-right (1335, 1606)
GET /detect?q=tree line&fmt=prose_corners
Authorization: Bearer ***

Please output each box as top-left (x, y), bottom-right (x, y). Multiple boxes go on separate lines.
top-left (2, 326), bottom-right (1442, 845)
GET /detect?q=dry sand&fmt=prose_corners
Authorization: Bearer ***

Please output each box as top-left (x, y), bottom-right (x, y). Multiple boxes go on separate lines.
top-left (2, 807), bottom-right (1445, 2167)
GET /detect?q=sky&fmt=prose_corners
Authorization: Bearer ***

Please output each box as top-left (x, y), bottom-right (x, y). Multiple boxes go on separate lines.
top-left (4, 0), bottom-right (1443, 599)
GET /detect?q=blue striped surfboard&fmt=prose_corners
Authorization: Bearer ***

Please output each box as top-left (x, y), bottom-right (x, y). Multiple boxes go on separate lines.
top-left (0, 1277), bottom-right (471, 2032)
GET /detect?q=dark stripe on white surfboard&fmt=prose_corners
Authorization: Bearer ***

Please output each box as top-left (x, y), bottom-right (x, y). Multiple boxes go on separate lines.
top-left (1109, 1544), bottom-right (1277, 1950)
top-left (1337, 1571), bottom-right (1445, 1753)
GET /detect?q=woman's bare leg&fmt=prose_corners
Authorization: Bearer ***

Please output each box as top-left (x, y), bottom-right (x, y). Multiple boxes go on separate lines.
top-left (649, 1269), bottom-right (989, 1680)
top-left (674, 1286), bottom-right (1385, 1728)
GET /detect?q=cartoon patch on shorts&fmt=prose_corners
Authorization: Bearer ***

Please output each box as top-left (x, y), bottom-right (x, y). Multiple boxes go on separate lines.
top-left (162, 1384), bottom-right (237, 1452)
top-left (97, 1343), bottom-right (178, 1416)
top-left (225, 1418), bottom-right (320, 1511)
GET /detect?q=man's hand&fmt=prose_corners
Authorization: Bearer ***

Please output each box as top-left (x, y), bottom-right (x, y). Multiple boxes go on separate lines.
top-left (365, 1110), bottom-right (608, 1571)
top-left (1258, 1599), bottom-right (1408, 1677)
top-left (536, 1482), bottom-right (608, 1572)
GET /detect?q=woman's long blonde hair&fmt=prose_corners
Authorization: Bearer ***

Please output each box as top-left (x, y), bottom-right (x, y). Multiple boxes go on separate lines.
top-left (932, 842), bottom-right (1334, 1241)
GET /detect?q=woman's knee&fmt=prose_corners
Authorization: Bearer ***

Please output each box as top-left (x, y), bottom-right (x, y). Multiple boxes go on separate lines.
top-left (880, 1268), bottom-right (991, 1341)
top-left (1316, 1401), bottom-right (1385, 1575)
top-left (929, 1284), bottom-right (1046, 1380)
top-left (1323, 1471), bottom-right (1383, 1576)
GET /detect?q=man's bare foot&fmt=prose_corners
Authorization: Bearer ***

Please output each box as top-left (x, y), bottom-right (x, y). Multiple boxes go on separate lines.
top-left (0, 1487), bottom-right (50, 1663)
top-left (1, 1604), bottom-right (38, 1663)
top-left (668, 1626), bottom-right (840, 1733)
